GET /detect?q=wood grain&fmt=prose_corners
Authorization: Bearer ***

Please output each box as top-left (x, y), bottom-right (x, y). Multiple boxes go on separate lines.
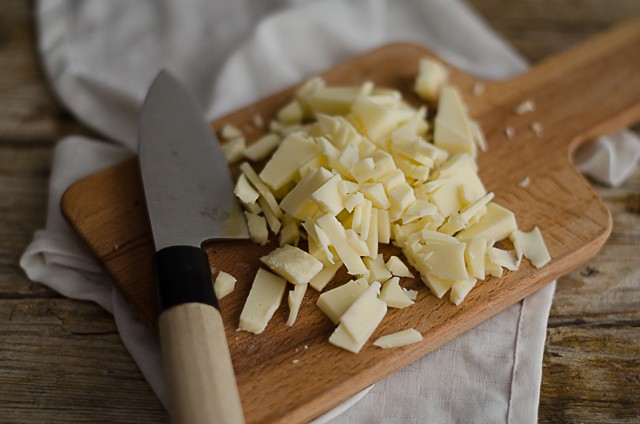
top-left (1, 1), bottom-right (639, 423)
top-left (60, 19), bottom-right (640, 424)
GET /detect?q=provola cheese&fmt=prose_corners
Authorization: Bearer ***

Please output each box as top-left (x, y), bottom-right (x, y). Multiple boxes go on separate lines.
top-left (232, 68), bottom-right (551, 344)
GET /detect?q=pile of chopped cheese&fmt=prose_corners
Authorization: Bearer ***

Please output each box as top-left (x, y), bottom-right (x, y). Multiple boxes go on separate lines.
top-left (216, 57), bottom-right (551, 353)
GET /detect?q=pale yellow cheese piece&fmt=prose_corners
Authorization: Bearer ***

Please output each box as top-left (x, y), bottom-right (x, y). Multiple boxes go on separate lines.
top-left (351, 157), bottom-right (376, 184)
top-left (245, 212), bottom-right (268, 245)
top-left (385, 256), bottom-right (414, 278)
top-left (391, 107), bottom-right (428, 142)
top-left (221, 137), bottom-right (246, 163)
top-left (312, 173), bottom-right (345, 216)
top-left (257, 197), bottom-right (282, 234)
top-left (419, 241), bottom-right (468, 281)
top-left (345, 228), bottom-right (369, 257)
top-left (414, 58), bottom-right (449, 101)
top-left (316, 213), bottom-right (368, 275)
top-left (457, 203), bottom-right (517, 242)
top-left (438, 192), bottom-right (493, 235)
top-left (484, 254), bottom-right (504, 278)
top-left (309, 260), bottom-right (343, 292)
top-left (220, 123), bottom-right (243, 140)
top-left (259, 133), bottom-right (320, 191)
top-left (465, 237), bottom-right (486, 280)
top-left (313, 223), bottom-right (335, 264)
top-left (380, 169), bottom-right (405, 192)
top-left (234, 173), bottom-right (260, 205)
top-left (214, 271), bottom-right (236, 300)
top-left (277, 99), bottom-right (304, 124)
top-left (377, 209), bottom-right (391, 244)
top-left (306, 83), bottom-right (373, 116)
top-left (373, 328), bottom-right (423, 348)
top-left (244, 133), bottom-right (282, 161)
top-left (366, 208), bottom-right (379, 258)
top-left (240, 162), bottom-right (283, 219)
top-left (364, 254), bottom-right (392, 283)
top-left (238, 268), bottom-right (287, 334)
top-left (509, 227), bottom-right (551, 268)
top-left (280, 167), bottom-right (332, 220)
top-left (434, 86), bottom-right (476, 156)
top-left (286, 283), bottom-right (307, 326)
top-left (358, 199), bottom-right (373, 241)
top-left (328, 324), bottom-right (365, 354)
top-left (260, 245), bottom-right (323, 285)
top-left (345, 191), bottom-right (366, 213)
top-left (279, 219), bottom-right (300, 247)
top-left (316, 278), bottom-right (369, 324)
top-left (422, 273), bottom-right (455, 298)
top-left (450, 277), bottom-right (477, 306)
top-left (388, 183), bottom-right (416, 213)
top-left (379, 277), bottom-right (414, 308)
top-left (488, 247), bottom-right (520, 271)
top-left (360, 183), bottom-right (391, 210)
top-left (339, 281), bottom-right (387, 344)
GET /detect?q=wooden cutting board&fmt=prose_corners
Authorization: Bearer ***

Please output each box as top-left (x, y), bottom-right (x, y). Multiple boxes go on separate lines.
top-left (61, 19), bottom-right (640, 424)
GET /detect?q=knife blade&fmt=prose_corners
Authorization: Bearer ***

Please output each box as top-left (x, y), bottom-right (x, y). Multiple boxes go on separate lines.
top-left (139, 70), bottom-right (246, 424)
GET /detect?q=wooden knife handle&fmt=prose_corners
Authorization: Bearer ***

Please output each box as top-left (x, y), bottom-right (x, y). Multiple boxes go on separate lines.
top-left (154, 246), bottom-right (244, 424)
top-left (159, 303), bottom-right (245, 424)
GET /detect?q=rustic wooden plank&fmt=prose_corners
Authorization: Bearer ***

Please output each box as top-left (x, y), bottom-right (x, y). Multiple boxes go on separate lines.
top-left (540, 325), bottom-right (640, 422)
top-left (467, 0), bottom-right (640, 62)
top-left (0, 144), bottom-right (61, 299)
top-left (0, 298), bottom-right (167, 423)
top-left (0, 0), bottom-right (91, 142)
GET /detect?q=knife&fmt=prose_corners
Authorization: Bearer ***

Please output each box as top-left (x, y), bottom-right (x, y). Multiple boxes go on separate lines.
top-left (138, 70), bottom-right (247, 424)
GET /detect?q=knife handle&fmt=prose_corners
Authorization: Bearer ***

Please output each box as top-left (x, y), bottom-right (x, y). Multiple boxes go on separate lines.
top-left (154, 246), bottom-right (245, 424)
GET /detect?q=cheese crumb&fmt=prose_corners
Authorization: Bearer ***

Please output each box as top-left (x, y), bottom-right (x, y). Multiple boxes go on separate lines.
top-left (220, 123), bottom-right (243, 140)
top-left (472, 82), bottom-right (485, 96)
top-left (504, 126), bottom-right (515, 140)
top-left (518, 176), bottom-right (531, 188)
top-left (530, 121), bottom-right (543, 138)
top-left (514, 99), bottom-right (536, 115)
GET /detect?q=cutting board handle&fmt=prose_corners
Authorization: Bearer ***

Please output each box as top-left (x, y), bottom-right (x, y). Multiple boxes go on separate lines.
top-left (473, 17), bottom-right (640, 156)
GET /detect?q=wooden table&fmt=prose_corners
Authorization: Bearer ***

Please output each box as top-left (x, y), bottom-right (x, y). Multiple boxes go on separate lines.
top-left (1, 1), bottom-right (638, 422)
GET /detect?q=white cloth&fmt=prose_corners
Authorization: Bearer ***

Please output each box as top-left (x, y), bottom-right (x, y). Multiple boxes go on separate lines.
top-left (23, 0), bottom-right (640, 422)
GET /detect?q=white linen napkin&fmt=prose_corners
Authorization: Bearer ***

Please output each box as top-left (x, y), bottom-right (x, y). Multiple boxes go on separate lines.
top-left (23, 0), bottom-right (640, 422)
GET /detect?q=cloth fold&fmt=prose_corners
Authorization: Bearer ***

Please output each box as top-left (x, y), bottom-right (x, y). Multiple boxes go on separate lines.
top-left (23, 0), bottom-right (640, 422)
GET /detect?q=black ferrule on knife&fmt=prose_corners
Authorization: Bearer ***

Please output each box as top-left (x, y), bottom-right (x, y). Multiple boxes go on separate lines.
top-left (154, 245), bottom-right (219, 312)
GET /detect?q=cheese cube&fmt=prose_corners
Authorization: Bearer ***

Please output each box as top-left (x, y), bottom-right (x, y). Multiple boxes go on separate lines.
top-left (360, 183), bottom-right (391, 210)
top-left (280, 167), bottom-right (333, 220)
top-left (373, 328), bottom-right (423, 348)
top-left (220, 123), bottom-right (243, 140)
top-left (238, 268), bottom-right (287, 334)
top-left (377, 209), bottom-right (391, 244)
top-left (364, 254), bottom-right (392, 282)
top-left (260, 245), bottom-right (323, 285)
top-left (450, 278), bottom-right (477, 305)
top-left (312, 174), bottom-right (345, 216)
top-left (379, 277), bottom-right (414, 308)
top-left (316, 213), bottom-right (368, 275)
top-left (213, 271), bottom-right (236, 300)
top-left (309, 260), bottom-right (343, 292)
top-left (339, 281), bottom-right (387, 344)
top-left (317, 278), bottom-right (369, 324)
top-left (414, 58), bottom-right (449, 101)
top-left (245, 212), bottom-right (268, 245)
top-left (419, 241), bottom-right (468, 281)
top-left (434, 86), bottom-right (476, 156)
top-left (457, 203), bottom-right (517, 242)
top-left (259, 133), bottom-right (320, 191)
top-left (286, 283), bottom-right (307, 326)
top-left (488, 247), bottom-right (520, 271)
top-left (277, 100), bottom-right (303, 124)
top-left (279, 219), bottom-right (300, 246)
top-left (385, 256), bottom-right (414, 278)
top-left (234, 173), bottom-right (260, 205)
top-left (221, 137), bottom-right (246, 163)
top-left (465, 238), bottom-right (486, 280)
top-left (240, 162), bottom-right (283, 218)
top-left (244, 133), bottom-right (282, 161)
top-left (509, 227), bottom-right (551, 268)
